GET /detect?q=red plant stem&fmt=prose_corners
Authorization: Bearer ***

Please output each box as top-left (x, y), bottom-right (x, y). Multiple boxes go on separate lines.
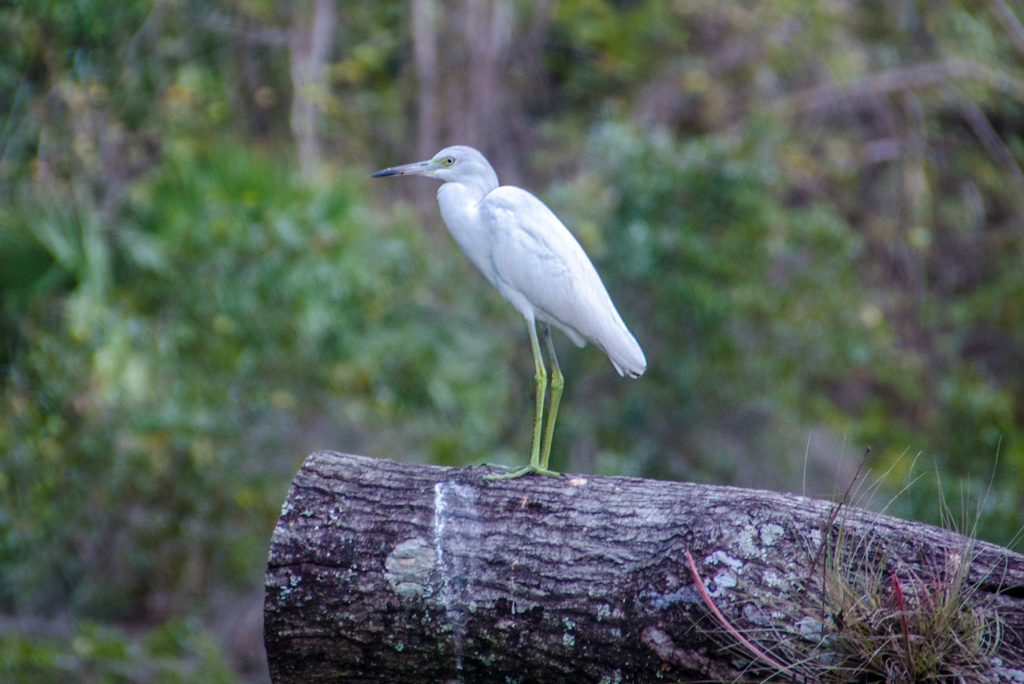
top-left (890, 571), bottom-right (915, 678)
top-left (685, 550), bottom-right (791, 675)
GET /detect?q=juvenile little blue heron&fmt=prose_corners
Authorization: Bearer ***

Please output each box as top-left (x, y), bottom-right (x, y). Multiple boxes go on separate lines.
top-left (372, 145), bottom-right (645, 478)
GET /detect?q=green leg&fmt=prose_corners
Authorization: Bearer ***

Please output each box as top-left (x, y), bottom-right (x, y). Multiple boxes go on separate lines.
top-left (539, 324), bottom-right (563, 471)
top-left (527, 320), bottom-right (546, 468)
top-left (485, 320), bottom-right (560, 480)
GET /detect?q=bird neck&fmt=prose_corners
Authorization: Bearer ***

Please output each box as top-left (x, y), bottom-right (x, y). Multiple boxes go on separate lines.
top-left (437, 182), bottom-right (482, 226)
top-left (436, 175), bottom-right (494, 217)
top-left (442, 172), bottom-right (497, 205)
top-left (436, 181), bottom-right (496, 279)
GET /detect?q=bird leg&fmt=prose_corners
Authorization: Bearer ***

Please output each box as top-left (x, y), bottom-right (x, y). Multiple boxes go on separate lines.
top-left (484, 320), bottom-right (560, 480)
top-left (529, 320), bottom-right (547, 469)
top-left (540, 324), bottom-right (563, 471)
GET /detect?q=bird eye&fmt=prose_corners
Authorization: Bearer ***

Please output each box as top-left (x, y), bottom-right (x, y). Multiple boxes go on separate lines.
top-left (442, 156), bottom-right (455, 168)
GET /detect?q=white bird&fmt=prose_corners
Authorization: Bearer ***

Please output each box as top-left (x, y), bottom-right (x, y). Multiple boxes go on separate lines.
top-left (372, 145), bottom-right (645, 478)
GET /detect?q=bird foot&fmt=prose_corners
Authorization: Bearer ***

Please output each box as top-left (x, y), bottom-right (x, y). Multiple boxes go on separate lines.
top-left (482, 464), bottom-right (563, 480)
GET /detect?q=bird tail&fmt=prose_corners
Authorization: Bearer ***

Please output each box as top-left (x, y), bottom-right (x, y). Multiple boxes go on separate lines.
top-left (605, 328), bottom-right (647, 379)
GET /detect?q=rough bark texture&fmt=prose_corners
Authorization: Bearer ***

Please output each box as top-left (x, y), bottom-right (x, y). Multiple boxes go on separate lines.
top-left (264, 451), bottom-right (1024, 683)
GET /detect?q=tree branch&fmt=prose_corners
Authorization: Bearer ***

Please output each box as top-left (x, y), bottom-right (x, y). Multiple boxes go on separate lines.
top-left (988, 0), bottom-right (1024, 58)
top-left (201, 12), bottom-right (291, 48)
top-left (782, 58), bottom-right (1024, 116)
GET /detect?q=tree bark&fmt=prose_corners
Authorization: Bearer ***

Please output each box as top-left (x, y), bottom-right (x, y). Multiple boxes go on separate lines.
top-left (264, 451), bottom-right (1024, 683)
top-left (289, 0), bottom-right (336, 181)
top-left (412, 0), bottom-right (440, 161)
top-left (436, 0), bottom-right (518, 181)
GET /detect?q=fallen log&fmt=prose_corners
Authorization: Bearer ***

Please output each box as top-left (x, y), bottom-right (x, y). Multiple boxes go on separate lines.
top-left (264, 451), bottom-right (1024, 682)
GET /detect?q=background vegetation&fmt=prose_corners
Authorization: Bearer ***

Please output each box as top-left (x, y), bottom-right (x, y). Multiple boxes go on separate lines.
top-left (2, 0), bottom-right (1022, 680)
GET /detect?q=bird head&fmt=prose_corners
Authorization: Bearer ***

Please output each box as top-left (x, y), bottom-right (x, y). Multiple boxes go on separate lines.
top-left (371, 145), bottom-right (498, 191)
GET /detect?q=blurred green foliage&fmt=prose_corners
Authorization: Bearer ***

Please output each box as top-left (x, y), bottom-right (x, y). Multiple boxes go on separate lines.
top-left (1, 0), bottom-right (1022, 680)
top-left (0, 618), bottom-right (233, 683)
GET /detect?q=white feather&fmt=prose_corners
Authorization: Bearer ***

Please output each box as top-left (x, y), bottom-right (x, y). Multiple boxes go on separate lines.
top-left (480, 187), bottom-right (646, 377)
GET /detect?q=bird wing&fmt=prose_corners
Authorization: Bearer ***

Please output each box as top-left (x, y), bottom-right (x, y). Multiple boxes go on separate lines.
top-left (480, 186), bottom-right (646, 377)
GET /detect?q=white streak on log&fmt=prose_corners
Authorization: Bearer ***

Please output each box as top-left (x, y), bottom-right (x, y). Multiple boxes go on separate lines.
top-left (433, 480), bottom-right (480, 672)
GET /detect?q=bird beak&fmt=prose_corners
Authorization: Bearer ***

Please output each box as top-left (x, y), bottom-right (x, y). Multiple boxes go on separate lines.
top-left (370, 159), bottom-right (436, 178)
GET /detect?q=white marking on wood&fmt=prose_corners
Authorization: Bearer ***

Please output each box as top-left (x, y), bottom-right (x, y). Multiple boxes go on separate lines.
top-left (432, 480), bottom-right (480, 675)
